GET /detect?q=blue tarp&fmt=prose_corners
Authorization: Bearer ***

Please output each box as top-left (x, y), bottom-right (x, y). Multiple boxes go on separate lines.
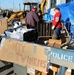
top-left (44, 1), bottom-right (74, 24)
top-left (44, 1), bottom-right (74, 41)
top-left (57, 1), bottom-right (74, 24)
top-left (57, 1), bottom-right (74, 41)
top-left (44, 9), bottom-right (53, 22)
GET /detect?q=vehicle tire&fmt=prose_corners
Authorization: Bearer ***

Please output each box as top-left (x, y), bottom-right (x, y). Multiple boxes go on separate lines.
top-left (10, 18), bottom-right (20, 26)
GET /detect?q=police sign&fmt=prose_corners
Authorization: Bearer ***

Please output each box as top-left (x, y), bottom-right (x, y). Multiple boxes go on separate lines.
top-left (47, 47), bottom-right (74, 69)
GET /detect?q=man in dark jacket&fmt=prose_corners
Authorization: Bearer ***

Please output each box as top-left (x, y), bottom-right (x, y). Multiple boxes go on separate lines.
top-left (25, 6), bottom-right (39, 29)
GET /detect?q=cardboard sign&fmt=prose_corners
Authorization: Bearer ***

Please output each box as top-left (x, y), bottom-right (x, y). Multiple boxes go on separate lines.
top-left (0, 18), bottom-right (8, 34)
top-left (0, 38), bottom-right (47, 72)
top-left (0, 39), bottom-right (17, 62)
top-left (26, 44), bottom-right (47, 72)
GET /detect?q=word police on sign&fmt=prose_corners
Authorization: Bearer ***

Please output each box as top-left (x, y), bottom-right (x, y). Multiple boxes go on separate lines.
top-left (51, 51), bottom-right (73, 62)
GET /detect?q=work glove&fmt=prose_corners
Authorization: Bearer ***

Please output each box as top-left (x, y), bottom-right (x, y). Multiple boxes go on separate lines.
top-left (52, 25), bottom-right (55, 30)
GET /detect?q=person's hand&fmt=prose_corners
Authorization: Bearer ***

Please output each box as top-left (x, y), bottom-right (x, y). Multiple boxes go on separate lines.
top-left (52, 25), bottom-right (55, 30)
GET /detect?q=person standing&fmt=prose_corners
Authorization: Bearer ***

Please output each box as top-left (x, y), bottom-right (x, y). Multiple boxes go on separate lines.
top-left (25, 6), bottom-right (39, 29)
top-left (37, 10), bottom-right (43, 22)
top-left (52, 7), bottom-right (62, 39)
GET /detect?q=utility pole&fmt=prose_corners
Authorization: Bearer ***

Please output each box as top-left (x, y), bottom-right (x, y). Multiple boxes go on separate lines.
top-left (13, 0), bottom-right (14, 11)
top-left (19, 3), bottom-right (21, 11)
top-left (0, 2), bottom-right (1, 8)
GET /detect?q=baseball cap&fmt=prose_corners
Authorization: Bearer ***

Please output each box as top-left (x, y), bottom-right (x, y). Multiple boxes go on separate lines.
top-left (32, 6), bottom-right (37, 11)
top-left (54, 7), bottom-right (60, 11)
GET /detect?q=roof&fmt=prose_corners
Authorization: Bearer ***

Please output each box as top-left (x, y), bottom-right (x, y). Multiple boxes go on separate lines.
top-left (23, 2), bottom-right (38, 4)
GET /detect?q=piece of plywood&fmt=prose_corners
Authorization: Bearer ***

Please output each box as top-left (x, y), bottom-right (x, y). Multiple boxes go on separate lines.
top-left (0, 18), bottom-right (8, 34)
top-left (0, 38), bottom-right (47, 73)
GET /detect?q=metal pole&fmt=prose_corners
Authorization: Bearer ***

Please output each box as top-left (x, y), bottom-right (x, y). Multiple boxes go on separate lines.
top-left (19, 4), bottom-right (21, 11)
top-left (13, 0), bottom-right (14, 11)
top-left (56, 66), bottom-right (67, 75)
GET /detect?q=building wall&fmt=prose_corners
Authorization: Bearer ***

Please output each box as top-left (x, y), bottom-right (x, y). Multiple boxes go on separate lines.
top-left (56, 0), bottom-right (66, 5)
top-left (47, 0), bottom-right (67, 16)
top-left (45, 0), bottom-right (71, 14)
top-left (47, 0), bottom-right (66, 9)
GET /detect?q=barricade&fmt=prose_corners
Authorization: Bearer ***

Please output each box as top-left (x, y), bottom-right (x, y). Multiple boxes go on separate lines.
top-left (37, 20), bottom-right (52, 36)
top-left (0, 38), bottom-right (73, 75)
top-left (0, 18), bottom-right (8, 34)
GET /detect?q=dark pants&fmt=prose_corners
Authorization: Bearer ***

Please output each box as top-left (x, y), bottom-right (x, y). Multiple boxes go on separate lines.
top-left (53, 28), bottom-right (61, 39)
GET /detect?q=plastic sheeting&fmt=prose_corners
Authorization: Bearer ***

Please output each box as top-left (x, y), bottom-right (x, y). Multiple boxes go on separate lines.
top-left (44, 1), bottom-right (74, 41)
top-left (57, 1), bottom-right (74, 41)
top-left (57, 1), bottom-right (74, 24)
top-left (44, 1), bottom-right (74, 24)
top-left (44, 9), bottom-right (54, 22)
top-left (58, 1), bottom-right (74, 41)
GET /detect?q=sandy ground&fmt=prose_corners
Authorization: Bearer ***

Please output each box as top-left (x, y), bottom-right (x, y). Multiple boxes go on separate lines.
top-left (0, 61), bottom-right (15, 75)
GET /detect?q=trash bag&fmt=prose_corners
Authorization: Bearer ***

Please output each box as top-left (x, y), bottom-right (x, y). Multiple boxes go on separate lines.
top-left (23, 29), bottom-right (38, 42)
